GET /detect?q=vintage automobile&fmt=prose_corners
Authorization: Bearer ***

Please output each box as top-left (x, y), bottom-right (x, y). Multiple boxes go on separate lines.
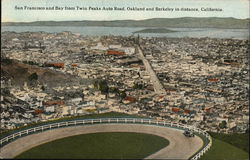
top-left (183, 129), bottom-right (195, 137)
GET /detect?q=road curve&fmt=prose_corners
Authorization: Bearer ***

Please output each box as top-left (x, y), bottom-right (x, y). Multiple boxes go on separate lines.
top-left (0, 124), bottom-right (203, 159)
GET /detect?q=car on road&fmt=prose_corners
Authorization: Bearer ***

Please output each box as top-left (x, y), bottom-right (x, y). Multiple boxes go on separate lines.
top-left (183, 129), bottom-right (195, 137)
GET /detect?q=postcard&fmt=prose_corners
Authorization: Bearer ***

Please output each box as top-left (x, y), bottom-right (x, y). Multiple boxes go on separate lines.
top-left (1, 0), bottom-right (249, 159)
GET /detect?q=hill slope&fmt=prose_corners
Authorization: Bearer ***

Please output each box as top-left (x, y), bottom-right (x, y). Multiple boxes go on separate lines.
top-left (1, 59), bottom-right (83, 88)
top-left (200, 138), bottom-right (249, 160)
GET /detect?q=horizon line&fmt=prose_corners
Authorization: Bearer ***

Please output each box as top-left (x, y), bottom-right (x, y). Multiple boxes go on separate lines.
top-left (2, 16), bottom-right (250, 23)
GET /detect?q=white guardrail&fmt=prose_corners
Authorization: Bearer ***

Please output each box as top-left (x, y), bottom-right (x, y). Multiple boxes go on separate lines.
top-left (0, 118), bottom-right (212, 160)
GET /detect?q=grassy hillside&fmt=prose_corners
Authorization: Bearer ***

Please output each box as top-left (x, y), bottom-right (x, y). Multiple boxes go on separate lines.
top-left (15, 132), bottom-right (169, 159)
top-left (209, 132), bottom-right (249, 153)
top-left (200, 138), bottom-right (249, 160)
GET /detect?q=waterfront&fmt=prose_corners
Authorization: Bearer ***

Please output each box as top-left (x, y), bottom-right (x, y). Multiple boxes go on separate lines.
top-left (1, 26), bottom-right (249, 39)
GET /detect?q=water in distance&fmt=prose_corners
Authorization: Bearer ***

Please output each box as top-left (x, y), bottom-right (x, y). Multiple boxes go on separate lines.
top-left (1, 26), bottom-right (249, 40)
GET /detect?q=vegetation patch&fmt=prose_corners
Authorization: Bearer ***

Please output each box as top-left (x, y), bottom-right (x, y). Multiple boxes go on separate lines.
top-left (209, 132), bottom-right (249, 153)
top-left (200, 138), bottom-right (249, 160)
top-left (15, 132), bottom-right (169, 159)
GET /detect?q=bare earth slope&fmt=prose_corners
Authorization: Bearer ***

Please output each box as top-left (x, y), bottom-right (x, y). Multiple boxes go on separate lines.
top-left (1, 60), bottom-right (83, 87)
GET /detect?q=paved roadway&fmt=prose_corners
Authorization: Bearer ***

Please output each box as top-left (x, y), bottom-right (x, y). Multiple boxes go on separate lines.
top-left (136, 46), bottom-right (166, 95)
top-left (0, 124), bottom-right (203, 159)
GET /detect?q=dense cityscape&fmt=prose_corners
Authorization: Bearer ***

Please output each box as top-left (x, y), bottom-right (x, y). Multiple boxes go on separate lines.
top-left (1, 31), bottom-right (249, 134)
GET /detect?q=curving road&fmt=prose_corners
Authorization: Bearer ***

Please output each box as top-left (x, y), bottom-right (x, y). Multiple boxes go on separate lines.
top-left (0, 124), bottom-right (203, 159)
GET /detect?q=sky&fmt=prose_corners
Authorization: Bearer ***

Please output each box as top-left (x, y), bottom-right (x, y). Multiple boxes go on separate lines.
top-left (1, 0), bottom-right (249, 22)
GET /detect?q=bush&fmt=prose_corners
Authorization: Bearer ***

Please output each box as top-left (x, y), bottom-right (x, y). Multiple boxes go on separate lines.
top-left (1, 58), bottom-right (13, 64)
top-left (23, 61), bottom-right (39, 66)
top-left (93, 79), bottom-right (109, 94)
top-left (28, 73), bottom-right (38, 81)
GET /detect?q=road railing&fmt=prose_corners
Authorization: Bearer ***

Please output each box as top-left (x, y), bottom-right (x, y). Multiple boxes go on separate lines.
top-left (0, 118), bottom-right (212, 159)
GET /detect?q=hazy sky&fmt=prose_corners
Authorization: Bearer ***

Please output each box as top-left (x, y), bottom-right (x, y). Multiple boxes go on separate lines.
top-left (2, 0), bottom-right (249, 22)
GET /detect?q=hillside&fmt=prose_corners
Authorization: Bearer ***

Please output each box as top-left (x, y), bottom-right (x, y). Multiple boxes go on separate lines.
top-left (209, 132), bottom-right (249, 153)
top-left (0, 59), bottom-right (84, 88)
top-left (2, 17), bottom-right (249, 29)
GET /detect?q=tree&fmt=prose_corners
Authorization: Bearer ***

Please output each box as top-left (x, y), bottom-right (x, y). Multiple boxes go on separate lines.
top-left (133, 83), bottom-right (144, 89)
top-left (28, 72), bottom-right (38, 81)
top-left (219, 120), bottom-right (227, 129)
top-left (110, 87), bottom-right (119, 96)
top-left (41, 85), bottom-right (45, 91)
top-left (99, 80), bottom-right (109, 94)
top-left (120, 91), bottom-right (127, 99)
top-left (1, 58), bottom-right (13, 64)
top-left (93, 81), bottom-right (99, 88)
top-left (93, 79), bottom-right (109, 94)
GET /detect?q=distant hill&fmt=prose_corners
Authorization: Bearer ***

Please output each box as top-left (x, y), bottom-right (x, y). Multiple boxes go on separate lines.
top-left (2, 17), bottom-right (249, 29)
top-left (133, 28), bottom-right (177, 33)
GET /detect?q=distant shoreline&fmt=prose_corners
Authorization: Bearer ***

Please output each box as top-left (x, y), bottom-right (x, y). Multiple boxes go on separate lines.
top-left (2, 17), bottom-right (249, 29)
top-left (1, 26), bottom-right (248, 30)
top-left (133, 28), bottom-right (178, 33)
top-left (1, 26), bottom-right (249, 40)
